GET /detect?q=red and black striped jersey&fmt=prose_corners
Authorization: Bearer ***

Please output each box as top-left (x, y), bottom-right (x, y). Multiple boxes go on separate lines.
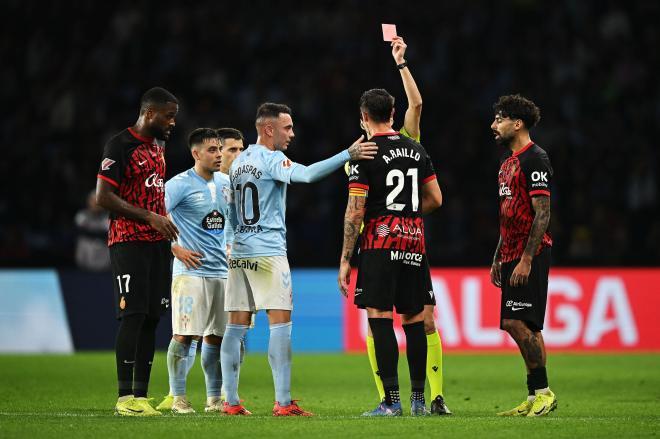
top-left (498, 141), bottom-right (553, 262)
top-left (347, 132), bottom-right (436, 254)
top-left (97, 127), bottom-right (167, 246)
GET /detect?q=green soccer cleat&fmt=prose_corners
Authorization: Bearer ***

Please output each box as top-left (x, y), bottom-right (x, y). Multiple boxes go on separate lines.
top-left (496, 399), bottom-right (533, 416)
top-left (156, 394), bottom-right (173, 411)
top-left (133, 397), bottom-right (163, 416)
top-left (115, 397), bottom-right (145, 416)
top-left (527, 390), bottom-right (557, 417)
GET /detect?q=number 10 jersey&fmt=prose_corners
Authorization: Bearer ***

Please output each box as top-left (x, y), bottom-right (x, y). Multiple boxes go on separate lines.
top-left (348, 132), bottom-right (436, 254)
top-left (228, 144), bottom-right (301, 258)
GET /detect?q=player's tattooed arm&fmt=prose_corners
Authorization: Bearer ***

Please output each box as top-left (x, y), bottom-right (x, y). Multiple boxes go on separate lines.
top-left (338, 195), bottom-right (367, 296)
top-left (510, 196), bottom-right (550, 287)
top-left (523, 196), bottom-right (551, 260)
top-left (347, 135), bottom-right (378, 161)
top-left (490, 235), bottom-right (503, 287)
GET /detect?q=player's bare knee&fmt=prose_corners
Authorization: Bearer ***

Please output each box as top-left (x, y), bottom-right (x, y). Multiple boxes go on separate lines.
top-left (501, 318), bottom-right (525, 335)
top-left (423, 305), bottom-right (436, 334)
top-left (204, 334), bottom-right (222, 345)
top-left (173, 334), bottom-right (193, 344)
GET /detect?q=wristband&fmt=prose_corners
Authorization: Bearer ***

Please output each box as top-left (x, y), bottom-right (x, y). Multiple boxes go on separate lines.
top-left (397, 61), bottom-right (408, 70)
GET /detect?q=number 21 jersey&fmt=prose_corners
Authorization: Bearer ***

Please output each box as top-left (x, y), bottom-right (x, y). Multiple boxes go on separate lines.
top-left (348, 132), bottom-right (436, 254)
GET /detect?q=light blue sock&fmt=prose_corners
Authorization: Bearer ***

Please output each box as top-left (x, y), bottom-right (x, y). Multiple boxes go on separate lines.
top-left (167, 339), bottom-right (190, 396)
top-left (201, 341), bottom-right (221, 398)
top-left (187, 339), bottom-right (198, 374)
top-left (268, 322), bottom-right (293, 406)
top-left (220, 324), bottom-right (248, 405)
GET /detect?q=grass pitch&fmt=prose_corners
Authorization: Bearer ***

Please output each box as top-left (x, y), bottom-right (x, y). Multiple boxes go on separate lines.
top-left (0, 352), bottom-right (658, 438)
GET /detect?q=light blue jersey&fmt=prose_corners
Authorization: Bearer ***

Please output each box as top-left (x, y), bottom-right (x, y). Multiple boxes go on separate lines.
top-left (165, 168), bottom-right (234, 278)
top-left (228, 144), bottom-right (350, 258)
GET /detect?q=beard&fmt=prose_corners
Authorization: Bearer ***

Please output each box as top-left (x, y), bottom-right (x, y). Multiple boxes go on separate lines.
top-left (495, 132), bottom-right (514, 147)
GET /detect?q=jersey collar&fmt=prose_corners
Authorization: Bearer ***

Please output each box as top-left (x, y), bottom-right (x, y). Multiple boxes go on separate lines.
top-left (128, 127), bottom-right (154, 144)
top-left (513, 141), bottom-right (534, 157)
top-left (372, 131), bottom-right (399, 137)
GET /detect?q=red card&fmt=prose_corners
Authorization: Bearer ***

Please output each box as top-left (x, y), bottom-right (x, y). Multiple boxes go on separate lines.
top-left (382, 24), bottom-right (397, 42)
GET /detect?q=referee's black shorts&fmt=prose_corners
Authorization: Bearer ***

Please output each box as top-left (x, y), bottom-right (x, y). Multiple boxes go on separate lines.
top-left (355, 250), bottom-right (433, 315)
top-left (109, 240), bottom-right (172, 320)
top-left (500, 247), bottom-right (551, 331)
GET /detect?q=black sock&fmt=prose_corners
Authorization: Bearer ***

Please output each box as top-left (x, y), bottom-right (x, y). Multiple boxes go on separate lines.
top-left (115, 313), bottom-right (146, 397)
top-left (526, 374), bottom-right (534, 396)
top-left (528, 366), bottom-right (549, 392)
top-left (368, 318), bottom-right (399, 405)
top-left (133, 317), bottom-right (159, 398)
top-left (403, 321), bottom-right (427, 399)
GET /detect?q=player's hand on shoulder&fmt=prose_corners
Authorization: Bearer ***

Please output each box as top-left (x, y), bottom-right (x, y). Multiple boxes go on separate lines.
top-left (391, 36), bottom-right (407, 64)
top-left (348, 135), bottom-right (378, 161)
top-left (490, 260), bottom-right (502, 287)
top-left (172, 244), bottom-right (203, 270)
top-left (147, 212), bottom-right (179, 241)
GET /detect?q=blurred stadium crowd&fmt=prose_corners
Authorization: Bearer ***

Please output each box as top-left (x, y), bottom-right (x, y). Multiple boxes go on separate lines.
top-left (1, 0), bottom-right (658, 268)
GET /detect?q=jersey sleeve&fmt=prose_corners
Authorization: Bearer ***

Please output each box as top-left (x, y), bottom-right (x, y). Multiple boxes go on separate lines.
top-left (97, 138), bottom-right (126, 188)
top-left (522, 153), bottom-right (553, 197)
top-left (421, 149), bottom-right (437, 185)
top-left (265, 150), bottom-right (300, 183)
top-left (164, 176), bottom-right (185, 213)
top-left (347, 160), bottom-right (369, 197)
top-left (399, 126), bottom-right (421, 142)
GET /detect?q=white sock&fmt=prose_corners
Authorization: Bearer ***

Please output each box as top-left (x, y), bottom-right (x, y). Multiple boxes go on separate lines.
top-left (527, 395), bottom-right (536, 402)
top-left (535, 387), bottom-right (550, 395)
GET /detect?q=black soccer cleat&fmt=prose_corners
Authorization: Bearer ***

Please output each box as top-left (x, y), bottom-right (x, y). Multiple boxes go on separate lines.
top-left (430, 395), bottom-right (452, 415)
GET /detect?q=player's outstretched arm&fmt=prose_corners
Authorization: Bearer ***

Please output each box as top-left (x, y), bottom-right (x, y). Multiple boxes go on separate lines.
top-left (338, 194), bottom-right (367, 296)
top-left (421, 179), bottom-right (442, 214)
top-left (509, 196), bottom-right (551, 287)
top-left (96, 178), bottom-right (178, 240)
top-left (289, 136), bottom-right (377, 184)
top-left (392, 36), bottom-right (422, 140)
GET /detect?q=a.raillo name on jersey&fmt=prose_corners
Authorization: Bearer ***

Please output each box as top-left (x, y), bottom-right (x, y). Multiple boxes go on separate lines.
top-left (382, 147), bottom-right (422, 164)
top-left (231, 164), bottom-right (262, 180)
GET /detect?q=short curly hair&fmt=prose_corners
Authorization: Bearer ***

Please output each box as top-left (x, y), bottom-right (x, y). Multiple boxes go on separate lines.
top-left (493, 94), bottom-right (541, 129)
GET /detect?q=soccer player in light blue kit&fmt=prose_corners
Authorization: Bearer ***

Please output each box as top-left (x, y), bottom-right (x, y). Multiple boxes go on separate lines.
top-left (158, 127), bottom-right (241, 414)
top-left (220, 103), bottom-right (378, 416)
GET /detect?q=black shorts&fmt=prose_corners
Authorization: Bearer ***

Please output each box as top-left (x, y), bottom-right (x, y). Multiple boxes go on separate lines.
top-left (355, 250), bottom-right (432, 315)
top-left (109, 240), bottom-right (172, 320)
top-left (423, 258), bottom-right (436, 306)
top-left (500, 247), bottom-right (551, 331)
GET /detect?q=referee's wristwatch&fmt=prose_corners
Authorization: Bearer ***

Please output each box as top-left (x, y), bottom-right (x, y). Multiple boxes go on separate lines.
top-left (397, 60), bottom-right (408, 70)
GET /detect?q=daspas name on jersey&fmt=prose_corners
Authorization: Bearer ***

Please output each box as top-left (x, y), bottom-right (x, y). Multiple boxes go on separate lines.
top-left (231, 164), bottom-right (262, 180)
top-left (382, 147), bottom-right (422, 164)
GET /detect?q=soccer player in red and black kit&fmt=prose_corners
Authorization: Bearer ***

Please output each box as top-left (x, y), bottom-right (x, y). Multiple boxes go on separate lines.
top-left (96, 87), bottom-right (180, 416)
top-left (339, 89), bottom-right (443, 416)
top-left (489, 94), bottom-right (557, 417)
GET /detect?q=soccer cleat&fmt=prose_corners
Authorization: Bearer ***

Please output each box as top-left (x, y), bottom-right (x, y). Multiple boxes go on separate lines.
top-left (527, 390), bottom-right (557, 417)
top-left (222, 401), bottom-right (252, 415)
top-left (411, 399), bottom-right (429, 416)
top-left (171, 396), bottom-right (196, 414)
top-left (115, 397), bottom-right (145, 416)
top-left (272, 400), bottom-right (313, 417)
top-left (496, 399), bottom-right (533, 416)
top-left (155, 394), bottom-right (173, 411)
top-left (205, 397), bottom-right (224, 413)
top-left (133, 397), bottom-right (163, 416)
top-left (362, 400), bottom-right (402, 417)
top-left (430, 395), bottom-right (452, 415)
